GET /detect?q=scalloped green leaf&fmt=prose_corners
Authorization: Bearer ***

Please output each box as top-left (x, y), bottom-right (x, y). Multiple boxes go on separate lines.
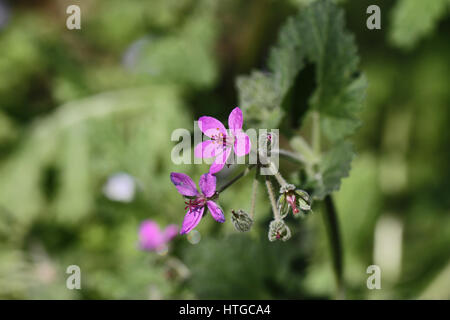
top-left (312, 141), bottom-right (355, 200)
top-left (237, 0), bottom-right (366, 198)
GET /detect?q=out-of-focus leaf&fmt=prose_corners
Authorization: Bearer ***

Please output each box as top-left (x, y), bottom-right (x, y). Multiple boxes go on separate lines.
top-left (52, 124), bottom-right (92, 223)
top-left (0, 85), bottom-right (188, 224)
top-left (389, 0), bottom-right (450, 50)
top-left (126, 5), bottom-right (218, 88)
top-left (85, 0), bottom-right (195, 50)
top-left (0, 111), bottom-right (17, 144)
top-left (236, 71), bottom-right (284, 129)
top-left (184, 234), bottom-right (309, 299)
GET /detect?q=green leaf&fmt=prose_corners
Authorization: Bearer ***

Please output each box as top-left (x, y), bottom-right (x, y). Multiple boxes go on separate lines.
top-left (267, 16), bottom-right (306, 98)
top-left (389, 0), bottom-right (450, 50)
top-left (52, 124), bottom-right (92, 223)
top-left (236, 7), bottom-right (306, 129)
top-left (236, 71), bottom-right (284, 129)
top-left (312, 141), bottom-right (355, 200)
top-left (237, 0), bottom-right (366, 141)
top-left (238, 0), bottom-right (366, 197)
top-left (297, 0), bottom-right (365, 197)
top-left (298, 0), bottom-right (366, 141)
top-left (128, 5), bottom-right (218, 88)
top-left (0, 85), bottom-right (189, 224)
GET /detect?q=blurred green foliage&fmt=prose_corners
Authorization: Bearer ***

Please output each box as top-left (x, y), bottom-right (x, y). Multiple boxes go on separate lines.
top-left (0, 0), bottom-right (448, 299)
top-left (389, 0), bottom-right (449, 50)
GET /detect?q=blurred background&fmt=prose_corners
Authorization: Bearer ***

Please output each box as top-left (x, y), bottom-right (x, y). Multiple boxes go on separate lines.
top-left (0, 0), bottom-right (449, 299)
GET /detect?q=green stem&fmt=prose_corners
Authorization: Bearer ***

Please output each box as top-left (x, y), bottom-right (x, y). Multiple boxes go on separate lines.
top-left (275, 149), bottom-right (307, 165)
top-left (265, 178), bottom-right (280, 220)
top-left (323, 195), bottom-right (345, 299)
top-left (271, 164), bottom-right (288, 188)
top-left (217, 165), bottom-right (255, 194)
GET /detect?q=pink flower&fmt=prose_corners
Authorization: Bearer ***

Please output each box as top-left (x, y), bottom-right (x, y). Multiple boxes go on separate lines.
top-left (277, 185), bottom-right (311, 217)
top-left (195, 107), bottom-right (251, 174)
top-left (139, 220), bottom-right (178, 252)
top-left (170, 172), bottom-right (225, 234)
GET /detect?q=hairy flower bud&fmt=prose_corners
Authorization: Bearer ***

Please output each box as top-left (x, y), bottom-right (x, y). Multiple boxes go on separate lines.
top-left (268, 219), bottom-right (291, 241)
top-left (278, 184), bottom-right (311, 217)
top-left (231, 209), bottom-right (254, 232)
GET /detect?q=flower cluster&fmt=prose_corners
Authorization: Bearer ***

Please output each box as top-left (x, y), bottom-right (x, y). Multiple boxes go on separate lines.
top-left (169, 106), bottom-right (312, 240)
top-left (171, 107), bottom-right (251, 234)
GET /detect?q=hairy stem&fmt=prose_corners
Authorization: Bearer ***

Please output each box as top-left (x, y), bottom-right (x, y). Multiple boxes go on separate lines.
top-left (275, 149), bottom-right (307, 164)
top-left (217, 164), bottom-right (255, 194)
top-left (323, 195), bottom-right (345, 299)
top-left (274, 172), bottom-right (288, 188)
top-left (265, 178), bottom-right (280, 220)
top-left (268, 162), bottom-right (288, 188)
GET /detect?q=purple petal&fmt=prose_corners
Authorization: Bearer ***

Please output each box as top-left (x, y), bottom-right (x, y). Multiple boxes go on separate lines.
top-left (233, 131), bottom-right (251, 156)
top-left (138, 220), bottom-right (165, 251)
top-left (194, 140), bottom-right (222, 159)
top-left (228, 107), bottom-right (243, 134)
top-left (209, 147), bottom-right (232, 174)
top-left (207, 201), bottom-right (225, 223)
top-left (180, 206), bottom-right (204, 235)
top-left (199, 173), bottom-right (216, 198)
top-left (164, 224), bottom-right (179, 241)
top-left (198, 116), bottom-right (227, 138)
top-left (170, 172), bottom-right (199, 197)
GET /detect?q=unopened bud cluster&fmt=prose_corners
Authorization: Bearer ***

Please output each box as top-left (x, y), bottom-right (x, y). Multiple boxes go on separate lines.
top-left (266, 181), bottom-right (312, 242)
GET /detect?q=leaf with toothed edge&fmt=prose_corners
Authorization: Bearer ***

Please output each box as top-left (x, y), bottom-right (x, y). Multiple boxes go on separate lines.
top-left (310, 141), bottom-right (355, 200)
top-left (237, 0), bottom-right (366, 198)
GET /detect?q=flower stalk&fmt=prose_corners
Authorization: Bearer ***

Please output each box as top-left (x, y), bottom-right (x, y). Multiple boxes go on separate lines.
top-left (217, 164), bottom-right (255, 194)
top-left (265, 177), bottom-right (280, 221)
top-left (323, 195), bottom-right (345, 299)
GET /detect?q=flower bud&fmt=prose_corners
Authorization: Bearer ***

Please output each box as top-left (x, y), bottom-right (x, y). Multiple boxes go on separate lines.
top-left (278, 184), bottom-right (311, 217)
top-left (231, 209), bottom-right (254, 232)
top-left (277, 193), bottom-right (288, 218)
top-left (280, 184), bottom-right (296, 194)
top-left (268, 219), bottom-right (291, 242)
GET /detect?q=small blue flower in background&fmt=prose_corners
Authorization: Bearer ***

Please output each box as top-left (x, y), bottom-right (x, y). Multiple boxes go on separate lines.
top-left (103, 172), bottom-right (137, 203)
top-left (122, 37), bottom-right (152, 71)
